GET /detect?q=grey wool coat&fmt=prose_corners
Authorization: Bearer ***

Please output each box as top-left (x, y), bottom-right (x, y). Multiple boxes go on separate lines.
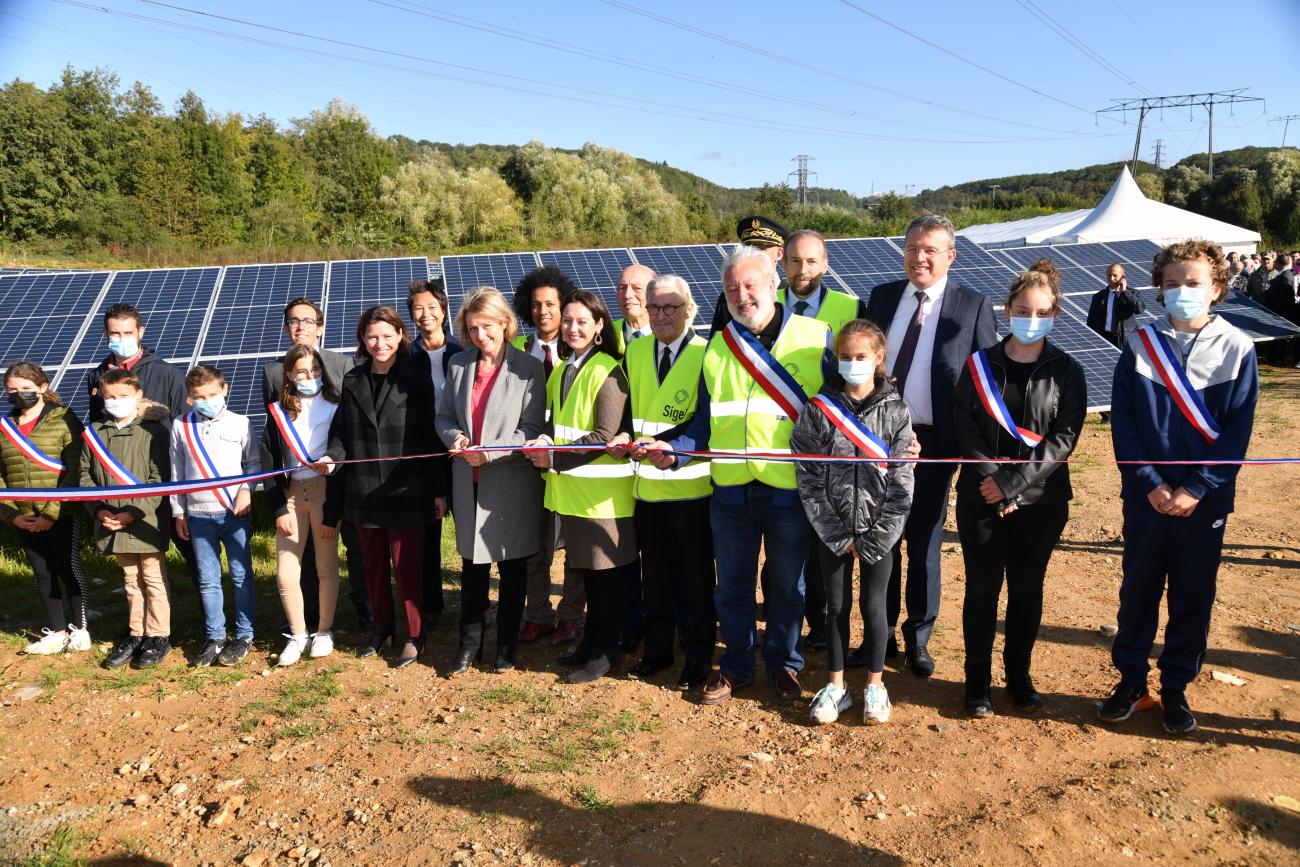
top-left (435, 343), bottom-right (547, 565)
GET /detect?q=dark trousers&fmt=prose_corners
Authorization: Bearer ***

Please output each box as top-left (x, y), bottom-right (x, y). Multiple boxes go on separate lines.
top-left (572, 562), bottom-right (634, 664)
top-left (423, 518), bottom-right (444, 616)
top-left (19, 514), bottom-right (86, 632)
top-left (957, 496), bottom-right (1069, 677)
top-left (636, 498), bottom-right (716, 668)
top-left (1112, 497), bottom-right (1230, 691)
top-left (886, 436), bottom-right (957, 649)
top-left (460, 557), bottom-right (527, 663)
top-left (819, 539), bottom-right (892, 673)
top-left (300, 521), bottom-right (371, 628)
top-left (358, 526), bottom-right (426, 640)
top-left (803, 536), bottom-right (826, 636)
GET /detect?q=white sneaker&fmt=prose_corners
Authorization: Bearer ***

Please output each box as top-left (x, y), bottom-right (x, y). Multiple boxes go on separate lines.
top-left (863, 683), bottom-right (892, 725)
top-left (809, 684), bottom-right (851, 724)
top-left (308, 631), bottom-right (334, 659)
top-left (66, 626), bottom-right (92, 652)
top-left (23, 629), bottom-right (69, 655)
top-left (277, 634), bottom-right (309, 667)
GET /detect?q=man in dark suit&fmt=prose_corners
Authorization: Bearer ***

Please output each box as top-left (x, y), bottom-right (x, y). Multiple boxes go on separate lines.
top-left (857, 215), bottom-right (998, 677)
top-left (261, 297), bottom-right (371, 628)
top-left (1086, 263), bottom-right (1145, 347)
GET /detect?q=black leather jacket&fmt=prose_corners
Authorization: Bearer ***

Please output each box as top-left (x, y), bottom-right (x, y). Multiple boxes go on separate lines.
top-left (791, 381), bottom-right (915, 564)
top-left (953, 337), bottom-right (1086, 508)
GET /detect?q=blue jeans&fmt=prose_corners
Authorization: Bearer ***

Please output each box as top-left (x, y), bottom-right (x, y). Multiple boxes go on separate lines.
top-left (711, 483), bottom-right (808, 682)
top-left (189, 512), bottom-right (255, 641)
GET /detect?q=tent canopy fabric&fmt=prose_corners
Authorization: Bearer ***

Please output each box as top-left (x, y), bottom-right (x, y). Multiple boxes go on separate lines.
top-left (958, 166), bottom-right (1261, 254)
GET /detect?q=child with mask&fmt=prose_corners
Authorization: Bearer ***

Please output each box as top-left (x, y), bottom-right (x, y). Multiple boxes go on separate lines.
top-left (791, 319), bottom-right (914, 725)
top-left (80, 368), bottom-right (173, 669)
top-left (1100, 240), bottom-right (1258, 735)
top-left (260, 345), bottom-right (342, 666)
top-left (952, 259), bottom-right (1086, 718)
top-left (170, 365), bottom-right (260, 668)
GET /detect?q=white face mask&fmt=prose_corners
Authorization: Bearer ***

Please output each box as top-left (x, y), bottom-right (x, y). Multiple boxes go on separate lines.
top-left (838, 359), bottom-right (875, 386)
top-left (103, 396), bottom-right (139, 421)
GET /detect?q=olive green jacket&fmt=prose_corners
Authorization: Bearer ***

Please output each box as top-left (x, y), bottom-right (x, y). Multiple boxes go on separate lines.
top-left (0, 403), bottom-right (83, 525)
top-left (78, 401), bottom-right (172, 554)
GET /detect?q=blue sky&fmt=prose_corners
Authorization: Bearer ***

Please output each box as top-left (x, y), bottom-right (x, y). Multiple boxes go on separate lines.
top-left (3, 0), bottom-right (1299, 195)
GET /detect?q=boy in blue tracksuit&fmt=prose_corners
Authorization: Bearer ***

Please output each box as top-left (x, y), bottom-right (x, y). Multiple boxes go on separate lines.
top-left (1099, 240), bottom-right (1258, 734)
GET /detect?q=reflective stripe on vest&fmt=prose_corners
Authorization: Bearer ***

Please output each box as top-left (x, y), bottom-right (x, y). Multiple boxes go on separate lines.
top-left (701, 314), bottom-right (830, 489)
top-left (627, 334), bottom-right (712, 502)
top-left (544, 353), bottom-right (636, 518)
top-left (779, 285), bottom-right (860, 334)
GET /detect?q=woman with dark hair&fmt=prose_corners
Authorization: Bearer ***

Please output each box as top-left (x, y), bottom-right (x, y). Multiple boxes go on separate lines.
top-left (524, 290), bottom-right (636, 683)
top-left (321, 306), bottom-right (447, 667)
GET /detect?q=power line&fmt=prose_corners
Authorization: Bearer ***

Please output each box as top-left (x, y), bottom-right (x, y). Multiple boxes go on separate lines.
top-left (1099, 90), bottom-right (1265, 180)
top-left (1270, 115), bottom-right (1300, 147)
top-left (1013, 0), bottom-right (1149, 94)
top-left (1150, 139), bottom-right (1164, 171)
top-left (788, 156), bottom-right (816, 206)
top-left (837, 0), bottom-right (1099, 115)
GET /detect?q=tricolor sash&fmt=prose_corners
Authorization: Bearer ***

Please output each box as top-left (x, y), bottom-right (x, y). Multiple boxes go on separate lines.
top-left (268, 402), bottom-right (317, 467)
top-left (181, 413), bottom-right (236, 510)
top-left (966, 350), bottom-right (1045, 449)
top-left (720, 320), bottom-right (809, 421)
top-left (81, 425), bottom-right (142, 486)
top-left (809, 393), bottom-right (890, 475)
top-left (1134, 324), bottom-right (1221, 444)
top-left (1, 416), bottom-right (63, 473)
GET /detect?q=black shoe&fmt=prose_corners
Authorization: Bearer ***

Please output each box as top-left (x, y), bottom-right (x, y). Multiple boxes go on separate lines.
top-left (1007, 671), bottom-right (1041, 712)
top-left (884, 636), bottom-right (900, 660)
top-left (905, 645), bottom-right (935, 678)
top-left (103, 635), bottom-right (142, 670)
top-left (493, 650), bottom-right (516, 673)
top-left (191, 638), bottom-right (225, 668)
top-left (1098, 681), bottom-right (1152, 723)
top-left (628, 655), bottom-right (673, 680)
top-left (217, 637), bottom-right (252, 667)
top-left (844, 644), bottom-right (870, 669)
top-left (392, 635), bottom-right (425, 670)
top-left (1160, 688), bottom-right (1197, 734)
top-left (445, 625), bottom-right (482, 677)
top-left (133, 636), bottom-right (171, 669)
top-left (618, 625), bottom-right (644, 654)
top-left (965, 666), bottom-right (994, 717)
top-left (804, 629), bottom-right (828, 651)
top-left (557, 648), bottom-right (590, 668)
top-left (356, 630), bottom-right (394, 659)
top-left (676, 663), bottom-right (710, 690)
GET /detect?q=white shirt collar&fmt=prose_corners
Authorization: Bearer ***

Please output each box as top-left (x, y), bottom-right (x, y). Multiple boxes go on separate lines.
top-left (568, 346), bottom-right (594, 368)
top-left (656, 330), bottom-right (690, 360)
top-left (905, 273), bottom-right (948, 302)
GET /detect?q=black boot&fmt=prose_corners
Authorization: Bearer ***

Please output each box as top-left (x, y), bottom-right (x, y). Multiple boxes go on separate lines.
top-left (964, 664), bottom-right (994, 718)
top-left (493, 642), bottom-right (517, 672)
top-left (445, 624), bottom-right (483, 677)
top-left (1006, 668), bottom-right (1041, 711)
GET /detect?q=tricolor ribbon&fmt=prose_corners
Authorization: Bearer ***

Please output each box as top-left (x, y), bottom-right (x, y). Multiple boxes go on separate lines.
top-left (81, 425), bottom-right (142, 486)
top-left (1134, 324), bottom-right (1222, 444)
top-left (181, 412), bottom-right (237, 511)
top-left (720, 320), bottom-right (809, 421)
top-left (268, 401), bottom-right (317, 467)
top-left (966, 350), bottom-right (1045, 449)
top-left (808, 393), bottom-right (890, 475)
top-left (0, 416), bottom-right (64, 473)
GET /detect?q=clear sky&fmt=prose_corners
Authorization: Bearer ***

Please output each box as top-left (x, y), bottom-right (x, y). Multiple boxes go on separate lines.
top-left (4, 0), bottom-right (1299, 196)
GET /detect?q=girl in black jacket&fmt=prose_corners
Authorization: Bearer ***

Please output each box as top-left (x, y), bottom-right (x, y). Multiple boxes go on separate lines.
top-left (953, 259), bottom-right (1086, 718)
top-left (792, 320), bottom-right (914, 726)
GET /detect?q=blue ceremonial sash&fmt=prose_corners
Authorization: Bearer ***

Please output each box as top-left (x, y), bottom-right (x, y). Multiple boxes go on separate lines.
top-left (720, 320), bottom-right (809, 421)
top-left (809, 393), bottom-right (890, 475)
top-left (0, 417), bottom-right (63, 472)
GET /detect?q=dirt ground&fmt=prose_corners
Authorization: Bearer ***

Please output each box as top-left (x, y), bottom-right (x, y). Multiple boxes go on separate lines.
top-left (1, 368), bottom-right (1298, 866)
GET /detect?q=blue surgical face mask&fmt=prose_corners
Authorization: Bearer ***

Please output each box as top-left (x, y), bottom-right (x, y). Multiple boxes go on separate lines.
top-left (192, 395), bottom-right (226, 419)
top-left (1163, 286), bottom-right (1209, 321)
top-left (296, 378), bottom-right (323, 397)
top-left (838, 359), bottom-right (875, 386)
top-left (107, 336), bottom-right (139, 359)
top-left (1009, 316), bottom-right (1053, 344)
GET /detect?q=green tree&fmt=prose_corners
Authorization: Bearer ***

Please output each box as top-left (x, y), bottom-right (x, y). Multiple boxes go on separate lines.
top-left (378, 150), bottom-right (523, 249)
top-left (1160, 164), bottom-right (1209, 209)
top-left (292, 98), bottom-right (399, 235)
top-left (751, 183), bottom-right (795, 222)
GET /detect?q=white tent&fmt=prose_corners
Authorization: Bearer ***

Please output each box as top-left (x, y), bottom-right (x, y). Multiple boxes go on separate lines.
top-left (959, 166), bottom-right (1261, 255)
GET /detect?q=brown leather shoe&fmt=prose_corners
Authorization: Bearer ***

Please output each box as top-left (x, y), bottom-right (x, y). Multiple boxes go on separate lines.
top-left (701, 670), bottom-right (753, 705)
top-left (773, 668), bottom-right (802, 703)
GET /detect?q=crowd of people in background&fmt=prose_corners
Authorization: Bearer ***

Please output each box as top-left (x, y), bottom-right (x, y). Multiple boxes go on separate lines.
top-left (0, 216), bottom-right (1260, 738)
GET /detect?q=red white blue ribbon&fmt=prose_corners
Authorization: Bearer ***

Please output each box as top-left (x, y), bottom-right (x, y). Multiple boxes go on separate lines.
top-left (81, 425), bottom-right (142, 486)
top-left (809, 394), bottom-right (890, 475)
top-left (181, 412), bottom-right (236, 511)
top-left (0, 416), bottom-right (64, 473)
top-left (1135, 324), bottom-right (1222, 444)
top-left (268, 402), bottom-right (317, 467)
top-left (720, 320), bottom-right (808, 421)
top-left (966, 350), bottom-right (1045, 449)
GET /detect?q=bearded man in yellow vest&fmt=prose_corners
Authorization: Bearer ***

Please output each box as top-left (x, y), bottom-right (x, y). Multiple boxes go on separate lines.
top-left (608, 274), bottom-right (716, 690)
top-left (645, 246), bottom-right (835, 706)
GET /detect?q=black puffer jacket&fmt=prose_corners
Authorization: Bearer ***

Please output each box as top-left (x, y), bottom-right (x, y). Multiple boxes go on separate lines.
top-left (953, 336), bottom-right (1086, 508)
top-left (791, 381), bottom-right (914, 564)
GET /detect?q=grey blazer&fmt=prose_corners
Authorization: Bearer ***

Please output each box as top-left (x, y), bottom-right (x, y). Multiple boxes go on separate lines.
top-left (435, 343), bottom-right (547, 565)
top-left (261, 348), bottom-right (353, 407)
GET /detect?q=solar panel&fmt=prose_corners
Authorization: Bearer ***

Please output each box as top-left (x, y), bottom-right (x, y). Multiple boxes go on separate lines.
top-left (953, 235), bottom-right (1014, 270)
top-left (823, 238), bottom-right (902, 275)
top-left (323, 257), bottom-right (429, 351)
top-left (538, 248), bottom-right (635, 319)
top-left (631, 245), bottom-right (726, 326)
top-left (1051, 243), bottom-right (1125, 270)
top-left (198, 262), bottom-right (326, 359)
top-left (58, 361), bottom-right (189, 424)
top-left (194, 355), bottom-right (280, 440)
top-left (72, 267), bottom-right (220, 365)
top-left (0, 268), bottom-right (27, 277)
top-left (1102, 239), bottom-right (1161, 265)
top-left (829, 273), bottom-right (883, 305)
top-left (440, 252), bottom-right (540, 314)
top-left (1216, 294), bottom-right (1300, 340)
top-left (0, 272), bottom-right (110, 370)
top-left (951, 267), bottom-right (1017, 303)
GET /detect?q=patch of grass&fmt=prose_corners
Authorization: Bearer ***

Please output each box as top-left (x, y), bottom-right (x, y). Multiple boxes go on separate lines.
top-left (17, 823), bottom-right (93, 867)
top-left (115, 834), bottom-right (147, 856)
top-left (529, 735), bottom-right (581, 774)
top-left (361, 684), bottom-right (386, 698)
top-left (281, 721), bottom-right (321, 739)
top-left (86, 668), bottom-right (152, 692)
top-left (170, 666), bottom-right (244, 691)
top-left (479, 684), bottom-right (557, 713)
top-left (574, 784), bottom-right (614, 812)
top-left (247, 666), bottom-right (342, 721)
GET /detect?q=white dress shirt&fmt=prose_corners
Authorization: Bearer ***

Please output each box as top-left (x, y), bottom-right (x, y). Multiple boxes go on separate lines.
top-left (528, 335), bottom-right (562, 365)
top-left (655, 330), bottom-right (691, 374)
top-left (424, 344), bottom-right (447, 398)
top-left (884, 274), bottom-right (947, 426)
top-left (785, 283), bottom-right (825, 318)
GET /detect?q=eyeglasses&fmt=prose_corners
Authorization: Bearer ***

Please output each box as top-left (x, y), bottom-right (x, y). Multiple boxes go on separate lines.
top-left (647, 302), bottom-right (686, 316)
top-left (286, 317), bottom-right (321, 328)
top-left (291, 367), bottom-right (323, 381)
top-left (903, 246), bottom-right (951, 258)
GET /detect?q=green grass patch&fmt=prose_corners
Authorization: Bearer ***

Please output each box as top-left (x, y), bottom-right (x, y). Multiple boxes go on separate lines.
top-left (16, 823), bottom-right (93, 867)
top-left (574, 784), bottom-right (614, 811)
top-left (479, 684), bottom-right (557, 713)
